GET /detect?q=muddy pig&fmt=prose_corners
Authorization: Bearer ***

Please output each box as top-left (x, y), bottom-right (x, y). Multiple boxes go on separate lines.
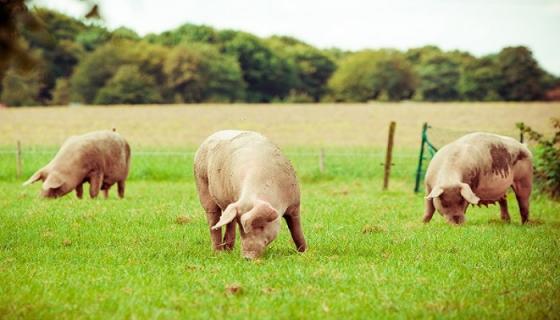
top-left (423, 132), bottom-right (532, 224)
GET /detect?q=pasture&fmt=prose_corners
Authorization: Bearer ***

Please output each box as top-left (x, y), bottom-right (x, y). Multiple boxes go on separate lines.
top-left (0, 103), bottom-right (559, 319)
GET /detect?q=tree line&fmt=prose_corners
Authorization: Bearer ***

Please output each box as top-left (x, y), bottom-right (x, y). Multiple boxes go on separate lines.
top-left (1, 8), bottom-right (559, 106)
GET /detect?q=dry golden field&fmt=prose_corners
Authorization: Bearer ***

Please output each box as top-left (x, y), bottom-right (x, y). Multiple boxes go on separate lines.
top-left (1, 102), bottom-right (559, 149)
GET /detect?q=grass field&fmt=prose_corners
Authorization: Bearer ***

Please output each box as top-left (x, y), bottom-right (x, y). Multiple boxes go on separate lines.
top-left (0, 103), bottom-right (559, 319)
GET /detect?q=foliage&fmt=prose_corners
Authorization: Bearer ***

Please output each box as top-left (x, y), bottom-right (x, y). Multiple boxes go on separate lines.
top-left (0, 66), bottom-right (42, 106)
top-left (70, 42), bottom-right (128, 103)
top-left (0, 0), bottom-right (42, 81)
top-left (146, 23), bottom-right (219, 46)
top-left (75, 25), bottom-right (111, 51)
top-left (223, 32), bottom-right (297, 102)
top-left (95, 65), bottom-right (162, 104)
top-left (517, 119), bottom-right (560, 200)
top-left (2, 7), bottom-right (558, 106)
top-left (51, 77), bottom-right (71, 105)
top-left (329, 50), bottom-right (416, 102)
top-left (413, 51), bottom-right (462, 101)
top-left (497, 47), bottom-right (545, 101)
top-left (459, 56), bottom-right (502, 101)
top-left (268, 36), bottom-right (336, 102)
top-left (111, 27), bottom-right (140, 41)
top-left (164, 44), bottom-right (245, 103)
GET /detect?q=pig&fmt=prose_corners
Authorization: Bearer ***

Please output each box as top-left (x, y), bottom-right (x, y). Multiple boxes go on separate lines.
top-left (423, 132), bottom-right (533, 225)
top-left (194, 130), bottom-right (307, 259)
top-left (23, 130), bottom-right (131, 199)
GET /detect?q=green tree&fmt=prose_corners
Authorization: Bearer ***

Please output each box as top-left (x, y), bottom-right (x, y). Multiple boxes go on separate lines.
top-left (222, 32), bottom-right (297, 102)
top-left (111, 27), bottom-right (140, 41)
top-left (70, 42), bottom-right (127, 103)
top-left (0, 67), bottom-right (42, 106)
top-left (459, 56), bottom-right (502, 101)
top-left (95, 65), bottom-right (162, 104)
top-left (21, 8), bottom-right (86, 103)
top-left (414, 53), bottom-right (461, 101)
top-left (328, 50), bottom-right (416, 102)
top-left (70, 40), bottom-right (169, 104)
top-left (497, 46), bottom-right (545, 101)
top-left (405, 45), bottom-right (442, 65)
top-left (76, 26), bottom-right (111, 51)
top-left (267, 36), bottom-right (336, 101)
top-left (51, 78), bottom-right (71, 105)
top-left (146, 24), bottom-right (219, 46)
top-left (164, 44), bottom-right (245, 102)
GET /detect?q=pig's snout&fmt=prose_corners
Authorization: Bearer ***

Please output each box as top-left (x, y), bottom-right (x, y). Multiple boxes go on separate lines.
top-left (449, 215), bottom-right (465, 225)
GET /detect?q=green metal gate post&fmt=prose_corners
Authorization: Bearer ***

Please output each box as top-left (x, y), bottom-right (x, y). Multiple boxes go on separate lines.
top-left (414, 123), bottom-right (428, 193)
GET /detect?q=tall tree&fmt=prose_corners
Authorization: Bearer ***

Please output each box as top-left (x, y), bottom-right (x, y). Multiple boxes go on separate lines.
top-left (414, 53), bottom-right (461, 101)
top-left (164, 44), bottom-right (245, 102)
top-left (222, 32), bottom-right (297, 102)
top-left (328, 50), bottom-right (416, 102)
top-left (497, 46), bottom-right (545, 101)
top-left (95, 65), bottom-right (162, 104)
top-left (459, 56), bottom-right (502, 101)
top-left (267, 36), bottom-right (336, 101)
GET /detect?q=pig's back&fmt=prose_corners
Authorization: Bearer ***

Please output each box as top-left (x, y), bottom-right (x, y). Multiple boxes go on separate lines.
top-left (427, 132), bottom-right (531, 190)
top-left (53, 130), bottom-right (130, 178)
top-left (197, 130), bottom-right (298, 207)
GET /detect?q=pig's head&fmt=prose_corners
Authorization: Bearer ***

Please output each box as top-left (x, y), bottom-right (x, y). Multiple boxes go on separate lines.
top-left (23, 169), bottom-right (70, 198)
top-left (211, 200), bottom-right (281, 259)
top-left (426, 183), bottom-right (480, 224)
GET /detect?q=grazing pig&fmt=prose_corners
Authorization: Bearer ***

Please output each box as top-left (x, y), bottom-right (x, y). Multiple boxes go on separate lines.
top-left (23, 130), bottom-right (131, 199)
top-left (194, 130), bottom-right (307, 259)
top-left (423, 132), bottom-right (532, 224)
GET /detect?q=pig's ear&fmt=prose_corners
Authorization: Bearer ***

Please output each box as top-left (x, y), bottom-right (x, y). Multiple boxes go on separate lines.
top-left (240, 201), bottom-right (279, 234)
top-left (43, 174), bottom-right (64, 190)
top-left (22, 169), bottom-right (45, 186)
top-left (460, 183), bottom-right (480, 204)
top-left (426, 186), bottom-right (444, 200)
top-left (211, 204), bottom-right (238, 230)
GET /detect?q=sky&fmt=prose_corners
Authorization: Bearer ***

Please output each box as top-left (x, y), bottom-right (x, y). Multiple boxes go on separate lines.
top-left (32, 0), bottom-right (560, 75)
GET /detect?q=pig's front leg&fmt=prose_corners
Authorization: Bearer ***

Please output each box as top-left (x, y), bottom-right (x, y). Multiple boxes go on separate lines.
top-left (423, 198), bottom-right (435, 223)
top-left (117, 181), bottom-right (126, 198)
top-left (75, 183), bottom-right (83, 199)
top-left (223, 222), bottom-right (236, 250)
top-left (195, 177), bottom-right (224, 250)
top-left (89, 171), bottom-right (103, 198)
top-left (285, 204), bottom-right (307, 252)
top-left (498, 198), bottom-right (510, 222)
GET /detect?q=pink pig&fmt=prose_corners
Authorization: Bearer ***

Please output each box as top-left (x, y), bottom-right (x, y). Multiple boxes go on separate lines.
top-left (423, 132), bottom-right (533, 224)
top-left (23, 130), bottom-right (131, 199)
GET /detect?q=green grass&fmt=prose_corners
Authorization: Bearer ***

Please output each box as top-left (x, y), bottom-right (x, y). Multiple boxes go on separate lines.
top-left (1, 150), bottom-right (559, 319)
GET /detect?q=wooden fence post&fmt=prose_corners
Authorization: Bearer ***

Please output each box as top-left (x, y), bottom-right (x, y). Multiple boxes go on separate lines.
top-left (16, 140), bottom-right (22, 179)
top-left (319, 148), bottom-right (325, 173)
top-left (383, 122), bottom-right (396, 190)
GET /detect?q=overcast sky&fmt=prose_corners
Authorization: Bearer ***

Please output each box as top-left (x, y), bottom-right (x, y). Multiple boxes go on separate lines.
top-left (33, 0), bottom-right (560, 75)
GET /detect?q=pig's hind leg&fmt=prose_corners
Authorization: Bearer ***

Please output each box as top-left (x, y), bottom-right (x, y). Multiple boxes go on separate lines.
top-left (513, 159), bottom-right (533, 224)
